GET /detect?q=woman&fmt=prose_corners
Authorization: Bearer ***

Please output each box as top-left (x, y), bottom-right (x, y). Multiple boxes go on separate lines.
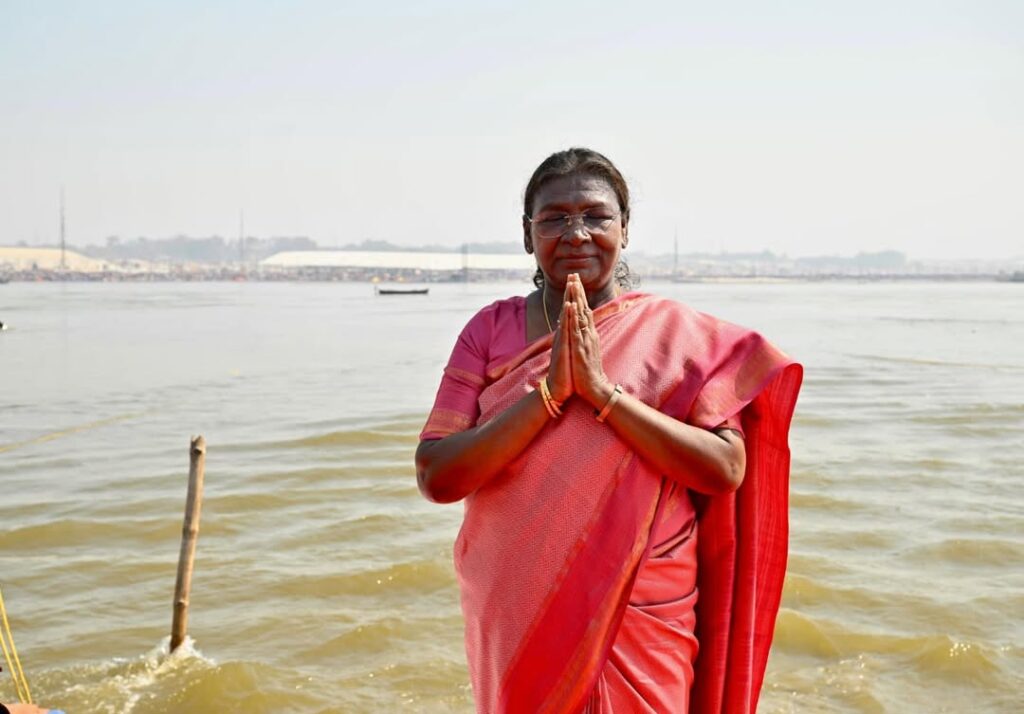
top-left (416, 148), bottom-right (802, 713)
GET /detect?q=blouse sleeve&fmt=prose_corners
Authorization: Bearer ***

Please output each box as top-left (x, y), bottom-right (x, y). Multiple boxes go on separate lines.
top-left (419, 312), bottom-right (491, 441)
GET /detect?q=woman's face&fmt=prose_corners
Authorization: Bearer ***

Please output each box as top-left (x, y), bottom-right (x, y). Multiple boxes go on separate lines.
top-left (523, 173), bottom-right (628, 292)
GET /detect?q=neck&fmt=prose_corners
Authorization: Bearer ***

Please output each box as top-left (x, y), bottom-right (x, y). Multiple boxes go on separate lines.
top-left (585, 281), bottom-right (620, 308)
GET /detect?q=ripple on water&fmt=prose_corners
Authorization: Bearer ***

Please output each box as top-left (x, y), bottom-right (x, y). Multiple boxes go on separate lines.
top-left (375, 660), bottom-right (472, 710)
top-left (900, 456), bottom-right (963, 473)
top-left (0, 518), bottom-right (177, 551)
top-left (281, 511), bottom-right (422, 547)
top-left (243, 466), bottom-right (417, 500)
top-left (790, 414), bottom-right (842, 428)
top-left (763, 653), bottom-right (888, 714)
top-left (773, 610), bottom-right (842, 658)
top-left (264, 559), bottom-right (456, 599)
top-left (300, 617), bottom-right (419, 657)
top-left (329, 659), bottom-right (471, 714)
top-left (0, 455), bottom-right (83, 474)
top-left (246, 465), bottom-right (351, 486)
top-left (908, 637), bottom-right (1002, 685)
top-left (850, 352), bottom-right (1024, 372)
top-left (789, 490), bottom-right (867, 514)
top-left (902, 537), bottom-right (1024, 568)
top-left (271, 428), bottom-right (419, 450)
top-left (940, 512), bottom-right (1024, 538)
top-left (772, 610), bottom-right (1004, 686)
top-left (792, 528), bottom-right (900, 552)
top-left (783, 573), bottom-right (887, 612)
top-left (204, 489), bottom-right (310, 513)
top-left (780, 573), bottom-right (989, 638)
top-left (785, 552), bottom-right (854, 579)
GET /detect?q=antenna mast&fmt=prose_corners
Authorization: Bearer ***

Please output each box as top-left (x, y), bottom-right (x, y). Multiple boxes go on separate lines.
top-left (673, 227), bottom-right (678, 278)
top-left (239, 209), bottom-right (245, 267)
top-left (60, 186), bottom-right (67, 270)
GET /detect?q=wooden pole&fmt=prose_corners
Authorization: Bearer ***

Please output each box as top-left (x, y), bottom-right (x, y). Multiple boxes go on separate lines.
top-left (171, 435), bottom-right (206, 653)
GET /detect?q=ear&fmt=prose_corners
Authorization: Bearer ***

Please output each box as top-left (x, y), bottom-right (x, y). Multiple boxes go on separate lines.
top-left (621, 222), bottom-right (629, 250)
top-left (523, 216), bottom-right (534, 254)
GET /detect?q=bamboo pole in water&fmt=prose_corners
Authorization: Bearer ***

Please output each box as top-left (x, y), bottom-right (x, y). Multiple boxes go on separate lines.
top-left (171, 435), bottom-right (206, 653)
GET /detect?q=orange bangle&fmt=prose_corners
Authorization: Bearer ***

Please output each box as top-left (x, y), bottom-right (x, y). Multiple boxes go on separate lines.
top-left (538, 378), bottom-right (563, 418)
top-left (595, 384), bottom-right (623, 423)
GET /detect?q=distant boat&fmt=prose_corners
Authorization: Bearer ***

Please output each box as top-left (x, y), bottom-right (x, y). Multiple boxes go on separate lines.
top-left (375, 286), bottom-right (429, 295)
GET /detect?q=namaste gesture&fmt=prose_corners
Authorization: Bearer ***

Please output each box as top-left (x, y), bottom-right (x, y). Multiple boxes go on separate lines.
top-left (546, 272), bottom-right (618, 410)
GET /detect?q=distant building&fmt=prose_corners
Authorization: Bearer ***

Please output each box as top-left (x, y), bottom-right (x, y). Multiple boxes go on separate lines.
top-left (261, 250), bottom-right (533, 272)
top-left (0, 246), bottom-right (156, 272)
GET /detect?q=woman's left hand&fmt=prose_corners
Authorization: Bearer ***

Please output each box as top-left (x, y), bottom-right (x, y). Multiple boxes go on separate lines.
top-left (566, 274), bottom-right (615, 408)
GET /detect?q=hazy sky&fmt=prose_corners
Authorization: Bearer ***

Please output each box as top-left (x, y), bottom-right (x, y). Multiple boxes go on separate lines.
top-left (1, 1), bottom-right (1021, 259)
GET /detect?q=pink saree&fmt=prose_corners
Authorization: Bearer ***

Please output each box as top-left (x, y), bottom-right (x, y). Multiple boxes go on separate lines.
top-left (421, 292), bottom-right (802, 713)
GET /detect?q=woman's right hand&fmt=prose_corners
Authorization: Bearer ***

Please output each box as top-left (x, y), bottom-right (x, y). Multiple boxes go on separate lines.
top-left (546, 288), bottom-right (574, 403)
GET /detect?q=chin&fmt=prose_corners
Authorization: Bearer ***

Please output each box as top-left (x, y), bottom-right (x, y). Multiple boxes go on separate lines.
top-left (573, 267), bottom-right (607, 287)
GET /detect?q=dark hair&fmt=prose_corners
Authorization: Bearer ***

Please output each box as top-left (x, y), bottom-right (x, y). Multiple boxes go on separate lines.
top-left (523, 147), bottom-right (631, 220)
top-left (524, 147), bottom-right (636, 290)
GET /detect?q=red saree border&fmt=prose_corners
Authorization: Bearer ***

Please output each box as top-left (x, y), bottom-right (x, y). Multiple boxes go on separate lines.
top-left (691, 362), bottom-right (803, 713)
top-left (497, 455), bottom-right (663, 713)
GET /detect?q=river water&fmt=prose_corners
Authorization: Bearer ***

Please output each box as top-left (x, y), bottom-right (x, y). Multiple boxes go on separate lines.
top-left (1, 280), bottom-right (1022, 713)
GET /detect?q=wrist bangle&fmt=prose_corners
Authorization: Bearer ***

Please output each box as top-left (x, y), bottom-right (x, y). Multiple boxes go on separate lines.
top-left (538, 378), bottom-right (563, 419)
top-left (594, 384), bottom-right (623, 423)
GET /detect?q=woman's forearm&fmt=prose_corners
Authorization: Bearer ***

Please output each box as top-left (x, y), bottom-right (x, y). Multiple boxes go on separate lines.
top-left (594, 385), bottom-right (746, 495)
top-left (416, 389), bottom-right (558, 503)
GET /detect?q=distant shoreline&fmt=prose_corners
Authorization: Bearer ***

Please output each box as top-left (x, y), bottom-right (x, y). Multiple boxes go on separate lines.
top-left (2, 246), bottom-right (1021, 283)
top-left (1, 269), bottom-right (1021, 284)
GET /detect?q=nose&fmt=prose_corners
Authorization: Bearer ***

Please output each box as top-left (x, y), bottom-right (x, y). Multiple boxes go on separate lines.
top-left (563, 218), bottom-right (591, 245)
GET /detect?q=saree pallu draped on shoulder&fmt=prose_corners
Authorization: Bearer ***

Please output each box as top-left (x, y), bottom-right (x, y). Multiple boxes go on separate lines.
top-left (453, 294), bottom-right (802, 713)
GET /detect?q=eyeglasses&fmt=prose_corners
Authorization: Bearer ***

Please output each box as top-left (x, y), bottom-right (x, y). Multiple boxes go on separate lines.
top-left (527, 212), bottom-right (621, 240)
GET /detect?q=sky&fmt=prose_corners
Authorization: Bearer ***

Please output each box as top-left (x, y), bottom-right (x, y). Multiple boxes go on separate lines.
top-left (1, 0), bottom-right (1021, 260)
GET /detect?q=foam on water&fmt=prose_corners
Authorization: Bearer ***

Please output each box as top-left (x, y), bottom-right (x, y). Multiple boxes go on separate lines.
top-left (23, 638), bottom-right (212, 714)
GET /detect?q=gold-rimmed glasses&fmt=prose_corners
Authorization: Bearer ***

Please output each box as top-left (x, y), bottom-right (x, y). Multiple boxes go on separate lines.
top-left (527, 211), bottom-right (621, 240)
